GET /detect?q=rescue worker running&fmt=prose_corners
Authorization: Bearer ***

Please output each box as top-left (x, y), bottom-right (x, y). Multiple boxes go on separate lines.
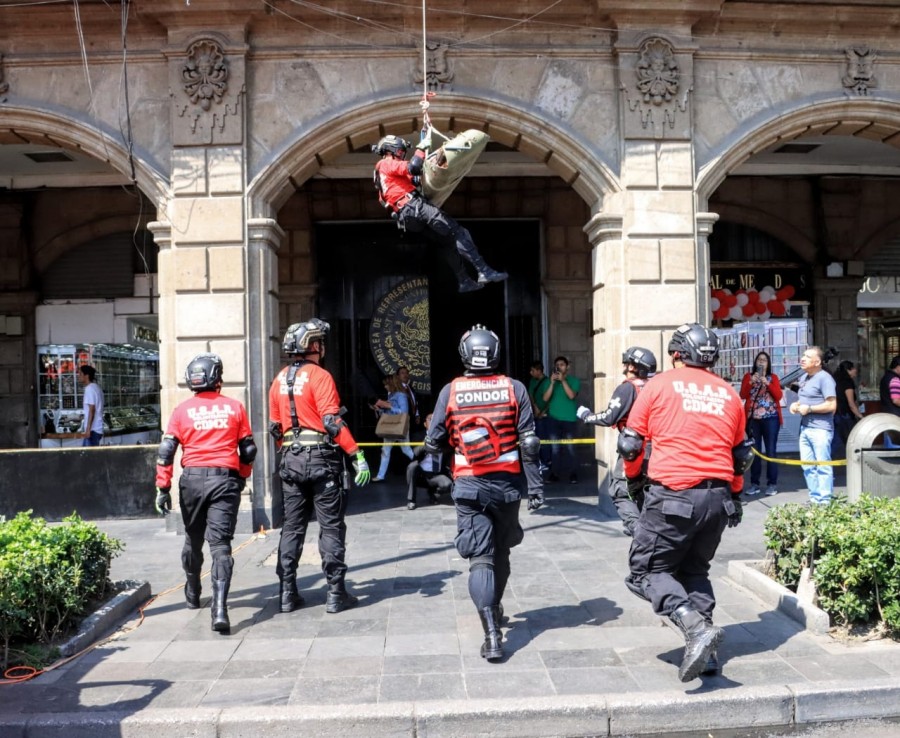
top-left (372, 130), bottom-right (507, 293)
top-left (268, 318), bottom-right (371, 615)
top-left (154, 353), bottom-right (256, 633)
top-left (576, 346), bottom-right (657, 536)
top-left (423, 325), bottom-right (543, 662)
top-left (620, 324), bottom-right (749, 682)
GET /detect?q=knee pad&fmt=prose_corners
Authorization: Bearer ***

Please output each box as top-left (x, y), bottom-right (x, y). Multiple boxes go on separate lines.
top-left (469, 555), bottom-right (494, 572)
top-left (209, 544), bottom-right (232, 564)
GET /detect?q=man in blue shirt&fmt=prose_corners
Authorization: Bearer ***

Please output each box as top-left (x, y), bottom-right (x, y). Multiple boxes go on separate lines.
top-left (789, 346), bottom-right (837, 504)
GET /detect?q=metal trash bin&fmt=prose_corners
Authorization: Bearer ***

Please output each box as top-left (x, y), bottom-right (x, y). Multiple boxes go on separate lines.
top-left (846, 414), bottom-right (900, 502)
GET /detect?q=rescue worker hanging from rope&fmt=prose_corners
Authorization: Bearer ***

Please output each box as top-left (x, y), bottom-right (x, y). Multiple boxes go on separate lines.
top-left (372, 128), bottom-right (508, 293)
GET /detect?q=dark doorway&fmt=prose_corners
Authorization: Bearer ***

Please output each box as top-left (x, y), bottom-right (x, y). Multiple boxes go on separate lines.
top-left (316, 220), bottom-right (542, 439)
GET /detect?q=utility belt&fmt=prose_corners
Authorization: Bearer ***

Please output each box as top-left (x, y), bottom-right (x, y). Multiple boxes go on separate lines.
top-left (283, 429), bottom-right (330, 445)
top-left (182, 467), bottom-right (241, 478)
top-left (391, 191), bottom-right (418, 213)
top-left (651, 478), bottom-right (731, 491)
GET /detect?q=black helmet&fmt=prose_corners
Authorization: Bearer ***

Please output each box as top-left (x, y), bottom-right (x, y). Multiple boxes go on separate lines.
top-left (372, 135), bottom-right (411, 157)
top-left (283, 318), bottom-right (330, 355)
top-left (185, 353), bottom-right (223, 392)
top-left (459, 324), bottom-right (500, 372)
top-left (622, 346), bottom-right (657, 377)
top-left (667, 323), bottom-right (720, 367)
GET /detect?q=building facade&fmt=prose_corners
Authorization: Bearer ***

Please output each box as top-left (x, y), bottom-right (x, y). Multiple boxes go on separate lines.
top-left (2, 1), bottom-right (900, 526)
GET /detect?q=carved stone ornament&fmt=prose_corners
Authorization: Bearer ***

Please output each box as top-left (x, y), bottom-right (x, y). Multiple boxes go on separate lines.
top-left (182, 39), bottom-right (229, 111)
top-left (842, 46), bottom-right (877, 96)
top-left (636, 37), bottom-right (679, 106)
top-left (0, 54), bottom-right (9, 98)
top-left (413, 41), bottom-right (453, 93)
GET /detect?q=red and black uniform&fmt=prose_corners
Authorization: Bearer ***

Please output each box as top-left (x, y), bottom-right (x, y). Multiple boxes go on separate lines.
top-left (622, 366), bottom-right (744, 621)
top-left (155, 392), bottom-right (253, 584)
top-left (581, 377), bottom-right (647, 533)
top-left (427, 373), bottom-right (541, 612)
top-left (268, 360), bottom-right (360, 587)
top-left (374, 149), bottom-right (489, 288)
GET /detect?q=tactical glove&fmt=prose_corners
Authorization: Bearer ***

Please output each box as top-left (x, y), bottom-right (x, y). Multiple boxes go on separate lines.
top-left (727, 495), bottom-right (743, 528)
top-left (155, 487), bottom-right (172, 516)
top-left (626, 476), bottom-right (645, 500)
top-left (352, 450), bottom-right (371, 487)
top-left (418, 127), bottom-right (433, 151)
top-left (576, 405), bottom-right (592, 422)
top-left (236, 477), bottom-right (247, 493)
top-left (527, 492), bottom-right (544, 512)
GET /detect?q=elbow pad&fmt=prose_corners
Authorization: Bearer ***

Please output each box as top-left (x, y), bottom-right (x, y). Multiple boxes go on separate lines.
top-left (156, 434), bottom-right (179, 467)
top-left (323, 414), bottom-right (346, 439)
top-left (733, 438), bottom-right (754, 475)
top-left (238, 435), bottom-right (258, 465)
top-left (519, 432), bottom-right (541, 463)
top-left (617, 427), bottom-right (644, 462)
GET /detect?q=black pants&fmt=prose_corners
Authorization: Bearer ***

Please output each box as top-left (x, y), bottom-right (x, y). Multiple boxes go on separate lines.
top-left (179, 467), bottom-right (241, 582)
top-left (397, 197), bottom-right (484, 281)
top-left (626, 482), bottom-right (732, 621)
top-left (609, 455), bottom-right (642, 532)
top-left (276, 445), bottom-right (348, 586)
top-left (453, 473), bottom-right (525, 610)
top-left (406, 459), bottom-right (452, 504)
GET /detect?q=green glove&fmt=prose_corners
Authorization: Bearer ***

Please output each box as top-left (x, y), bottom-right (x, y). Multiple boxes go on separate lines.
top-left (352, 450), bottom-right (370, 487)
top-left (155, 487), bottom-right (172, 516)
top-left (418, 127), bottom-right (433, 151)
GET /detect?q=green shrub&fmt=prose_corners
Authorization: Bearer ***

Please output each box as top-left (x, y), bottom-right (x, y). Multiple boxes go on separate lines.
top-left (764, 495), bottom-right (900, 633)
top-left (0, 512), bottom-right (123, 669)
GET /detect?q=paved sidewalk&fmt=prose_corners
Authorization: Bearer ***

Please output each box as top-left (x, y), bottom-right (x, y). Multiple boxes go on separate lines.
top-left (1, 461), bottom-right (899, 737)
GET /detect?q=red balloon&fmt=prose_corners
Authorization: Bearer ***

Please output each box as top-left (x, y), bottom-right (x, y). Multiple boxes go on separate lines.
top-left (723, 294), bottom-right (738, 308)
top-left (755, 301), bottom-right (767, 314)
top-left (779, 285), bottom-right (795, 300)
top-left (743, 304), bottom-right (756, 317)
top-left (747, 290), bottom-right (761, 303)
top-left (713, 307), bottom-right (729, 321)
top-left (769, 300), bottom-right (787, 317)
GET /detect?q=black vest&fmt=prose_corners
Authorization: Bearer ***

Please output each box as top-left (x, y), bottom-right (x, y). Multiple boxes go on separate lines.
top-left (879, 370), bottom-right (900, 416)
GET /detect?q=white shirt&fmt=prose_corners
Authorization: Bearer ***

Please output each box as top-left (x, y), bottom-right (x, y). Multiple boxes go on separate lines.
top-left (82, 382), bottom-right (105, 434)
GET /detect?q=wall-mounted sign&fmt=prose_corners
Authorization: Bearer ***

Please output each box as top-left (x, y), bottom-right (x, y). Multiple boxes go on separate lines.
top-left (858, 275), bottom-right (900, 309)
top-left (710, 267), bottom-right (811, 322)
top-left (369, 277), bottom-right (431, 393)
top-left (128, 319), bottom-right (159, 348)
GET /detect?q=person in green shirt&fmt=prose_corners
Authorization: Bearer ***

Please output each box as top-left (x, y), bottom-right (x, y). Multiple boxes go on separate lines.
top-left (527, 360), bottom-right (552, 472)
top-left (541, 356), bottom-right (581, 483)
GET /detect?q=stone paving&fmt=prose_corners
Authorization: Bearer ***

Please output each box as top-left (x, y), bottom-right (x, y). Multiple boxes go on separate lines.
top-left (1, 461), bottom-right (899, 737)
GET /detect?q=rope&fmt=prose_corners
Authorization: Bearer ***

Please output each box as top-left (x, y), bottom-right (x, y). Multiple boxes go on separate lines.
top-left (358, 438), bottom-right (594, 447)
top-left (750, 446), bottom-right (846, 467)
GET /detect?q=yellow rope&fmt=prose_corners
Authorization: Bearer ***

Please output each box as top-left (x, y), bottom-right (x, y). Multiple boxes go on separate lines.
top-left (750, 445), bottom-right (846, 467)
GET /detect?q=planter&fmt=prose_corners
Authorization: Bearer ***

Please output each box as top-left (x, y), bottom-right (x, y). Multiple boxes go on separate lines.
top-left (57, 580), bottom-right (151, 657)
top-left (727, 560), bottom-right (831, 635)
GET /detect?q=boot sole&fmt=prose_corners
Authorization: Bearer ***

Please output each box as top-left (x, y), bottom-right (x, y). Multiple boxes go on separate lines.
top-left (325, 598), bottom-right (358, 614)
top-left (212, 620), bottom-right (230, 633)
top-left (280, 601), bottom-right (303, 614)
top-left (480, 645), bottom-right (504, 661)
top-left (679, 627), bottom-right (724, 682)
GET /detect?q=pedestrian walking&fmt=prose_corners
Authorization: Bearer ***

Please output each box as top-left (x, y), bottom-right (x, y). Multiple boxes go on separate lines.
top-left (154, 353), bottom-right (256, 633)
top-left (424, 325), bottom-right (543, 661)
top-left (268, 318), bottom-right (371, 614)
top-left (621, 324), bottom-right (749, 682)
top-left (577, 346), bottom-right (656, 536)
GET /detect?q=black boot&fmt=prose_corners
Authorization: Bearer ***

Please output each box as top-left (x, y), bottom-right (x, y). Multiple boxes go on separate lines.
top-left (669, 604), bottom-right (723, 682)
top-left (325, 582), bottom-right (358, 614)
top-left (491, 602), bottom-right (509, 626)
top-left (184, 572), bottom-right (201, 609)
top-left (476, 267), bottom-right (508, 285)
top-left (279, 577), bottom-right (304, 614)
top-left (458, 276), bottom-right (484, 293)
top-left (210, 578), bottom-right (231, 633)
top-left (478, 607), bottom-right (504, 661)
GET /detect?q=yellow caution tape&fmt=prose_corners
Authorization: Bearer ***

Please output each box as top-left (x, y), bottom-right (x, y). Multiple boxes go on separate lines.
top-left (750, 446), bottom-right (846, 467)
top-left (356, 438), bottom-right (595, 448)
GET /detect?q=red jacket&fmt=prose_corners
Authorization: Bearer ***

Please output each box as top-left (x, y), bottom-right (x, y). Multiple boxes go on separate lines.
top-left (739, 372), bottom-right (784, 425)
top-left (374, 148), bottom-right (427, 211)
top-left (268, 361), bottom-right (359, 456)
top-left (155, 392), bottom-right (253, 488)
top-left (624, 366), bottom-right (745, 493)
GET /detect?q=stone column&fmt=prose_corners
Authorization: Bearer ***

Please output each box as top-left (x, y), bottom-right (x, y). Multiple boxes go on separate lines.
top-left (247, 218), bottom-right (284, 528)
top-left (813, 275), bottom-right (865, 361)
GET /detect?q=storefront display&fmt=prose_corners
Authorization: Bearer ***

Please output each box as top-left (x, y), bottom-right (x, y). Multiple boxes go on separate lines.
top-left (713, 319), bottom-right (811, 453)
top-left (37, 344), bottom-right (160, 448)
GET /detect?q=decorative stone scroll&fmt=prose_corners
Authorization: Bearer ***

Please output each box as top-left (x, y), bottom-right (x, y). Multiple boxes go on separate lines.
top-left (171, 37), bottom-right (245, 146)
top-left (842, 46), bottom-right (877, 96)
top-left (619, 36), bottom-right (693, 140)
top-left (413, 41), bottom-right (453, 93)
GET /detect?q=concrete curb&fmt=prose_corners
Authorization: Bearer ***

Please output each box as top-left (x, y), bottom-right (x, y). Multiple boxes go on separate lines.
top-left (57, 579), bottom-right (151, 657)
top-left (4, 683), bottom-right (900, 737)
top-left (727, 559), bottom-right (831, 635)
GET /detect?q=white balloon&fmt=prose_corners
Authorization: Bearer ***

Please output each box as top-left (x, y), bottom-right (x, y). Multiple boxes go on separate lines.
top-left (729, 306), bottom-right (743, 320)
top-left (710, 297), bottom-right (720, 311)
top-left (736, 293), bottom-right (749, 307)
top-left (721, 288), bottom-right (732, 295)
top-left (760, 309), bottom-right (771, 320)
top-left (782, 300), bottom-right (791, 313)
top-left (759, 287), bottom-right (775, 302)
